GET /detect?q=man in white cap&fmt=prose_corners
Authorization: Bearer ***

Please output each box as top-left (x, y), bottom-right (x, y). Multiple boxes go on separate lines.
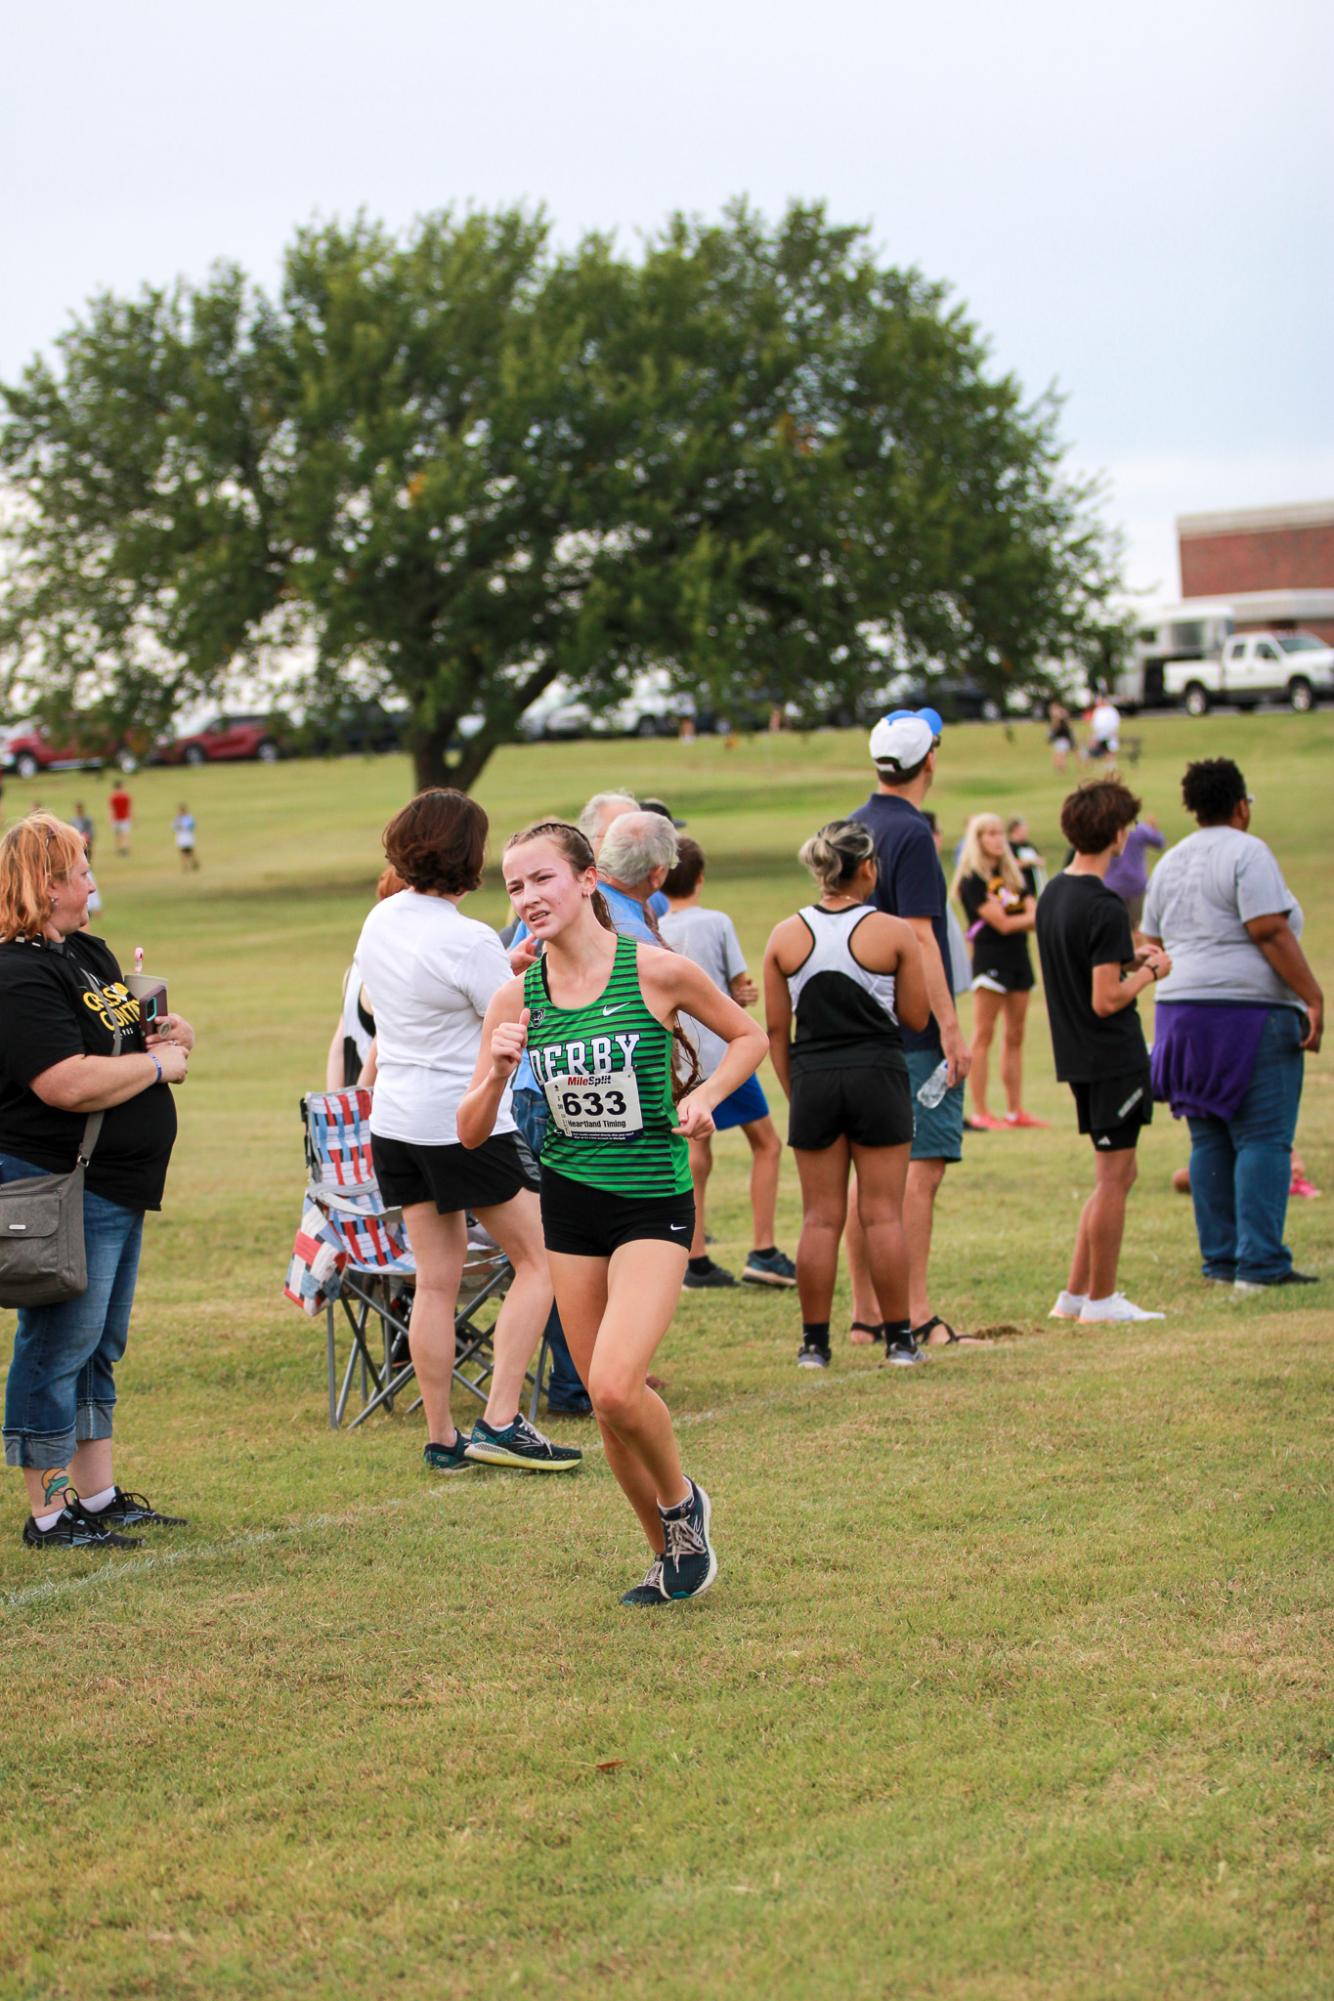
top-left (848, 708), bottom-right (971, 1354)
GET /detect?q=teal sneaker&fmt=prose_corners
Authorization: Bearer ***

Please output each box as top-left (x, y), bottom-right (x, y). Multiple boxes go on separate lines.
top-left (423, 1434), bottom-right (477, 1474)
top-left (464, 1415), bottom-right (582, 1473)
top-left (620, 1556), bottom-right (669, 1606)
top-left (659, 1480), bottom-right (718, 1600)
top-left (743, 1247), bottom-right (798, 1288)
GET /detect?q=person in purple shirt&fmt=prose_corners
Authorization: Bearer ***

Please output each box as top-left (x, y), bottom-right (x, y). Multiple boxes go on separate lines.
top-left (1103, 814), bottom-right (1164, 931)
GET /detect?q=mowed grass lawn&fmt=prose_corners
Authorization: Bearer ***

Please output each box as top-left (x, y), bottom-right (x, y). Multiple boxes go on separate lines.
top-left (2, 714), bottom-right (1331, 2001)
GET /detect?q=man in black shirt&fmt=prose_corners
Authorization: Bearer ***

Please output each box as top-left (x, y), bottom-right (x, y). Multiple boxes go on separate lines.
top-left (849, 708), bottom-right (972, 1355)
top-left (1036, 779), bottom-right (1171, 1326)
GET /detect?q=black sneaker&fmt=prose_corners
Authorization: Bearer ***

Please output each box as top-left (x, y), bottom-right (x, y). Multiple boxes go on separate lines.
top-left (23, 1500), bottom-right (141, 1550)
top-left (797, 1340), bottom-right (830, 1369)
top-left (682, 1261), bottom-right (737, 1290)
top-left (1234, 1269), bottom-right (1320, 1292)
top-left (545, 1395), bottom-right (594, 1417)
top-left (464, 1415), bottom-right (582, 1472)
top-left (743, 1247), bottom-right (798, 1288)
top-left (620, 1556), bottom-right (669, 1606)
top-left (659, 1480), bottom-right (717, 1600)
top-left (89, 1488), bottom-right (187, 1529)
top-left (423, 1434), bottom-right (478, 1474)
top-left (885, 1333), bottom-right (924, 1367)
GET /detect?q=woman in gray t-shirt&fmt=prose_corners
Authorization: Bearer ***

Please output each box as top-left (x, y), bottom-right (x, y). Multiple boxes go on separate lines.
top-left (1141, 759), bottom-right (1323, 1292)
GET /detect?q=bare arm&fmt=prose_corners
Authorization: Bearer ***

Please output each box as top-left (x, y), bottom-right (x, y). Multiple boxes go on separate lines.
top-left (31, 1043), bottom-right (189, 1114)
top-left (325, 1022), bottom-right (345, 1091)
top-left (359, 1037), bottom-right (379, 1088)
top-left (456, 978), bottom-right (527, 1148)
top-left (974, 892), bottom-right (1035, 935)
top-left (905, 914), bottom-right (971, 1084)
top-left (1091, 948), bottom-right (1170, 1017)
top-left (762, 927), bottom-right (796, 1100)
top-left (1246, 913), bottom-right (1324, 1052)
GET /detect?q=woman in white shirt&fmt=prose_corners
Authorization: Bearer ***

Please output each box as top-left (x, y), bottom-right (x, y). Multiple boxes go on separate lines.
top-left (356, 790), bottom-right (580, 1477)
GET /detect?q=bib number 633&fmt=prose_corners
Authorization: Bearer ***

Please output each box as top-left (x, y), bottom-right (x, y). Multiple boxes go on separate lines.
top-left (545, 1069), bottom-right (643, 1142)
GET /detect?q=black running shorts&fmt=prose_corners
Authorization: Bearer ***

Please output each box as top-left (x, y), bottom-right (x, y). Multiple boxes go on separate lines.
top-left (1069, 1066), bottom-right (1153, 1153)
top-left (372, 1130), bottom-right (538, 1213)
top-left (788, 1063), bottom-right (913, 1152)
top-left (540, 1165), bottom-right (695, 1258)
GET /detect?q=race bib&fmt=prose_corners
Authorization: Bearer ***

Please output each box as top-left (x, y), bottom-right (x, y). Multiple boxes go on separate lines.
top-left (543, 1069), bottom-right (643, 1143)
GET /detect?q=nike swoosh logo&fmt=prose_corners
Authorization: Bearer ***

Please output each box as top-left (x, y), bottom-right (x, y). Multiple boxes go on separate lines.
top-left (602, 1004), bottom-right (624, 1016)
top-left (670, 1223), bottom-right (688, 1232)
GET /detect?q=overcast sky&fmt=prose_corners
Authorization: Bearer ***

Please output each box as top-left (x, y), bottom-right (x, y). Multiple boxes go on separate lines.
top-left (6, 0), bottom-right (1331, 601)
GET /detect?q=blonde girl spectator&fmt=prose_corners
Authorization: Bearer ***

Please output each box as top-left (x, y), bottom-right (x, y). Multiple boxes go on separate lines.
top-left (951, 815), bottom-right (1045, 1130)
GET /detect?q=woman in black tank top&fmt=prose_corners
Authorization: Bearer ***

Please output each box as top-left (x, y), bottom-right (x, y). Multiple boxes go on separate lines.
top-left (764, 821), bottom-right (929, 1369)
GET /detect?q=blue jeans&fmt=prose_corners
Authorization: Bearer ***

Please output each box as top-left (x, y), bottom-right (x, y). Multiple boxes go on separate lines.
top-left (2, 1153), bottom-right (145, 1468)
top-left (1186, 1008), bottom-right (1305, 1284)
top-left (510, 1091), bottom-right (588, 1406)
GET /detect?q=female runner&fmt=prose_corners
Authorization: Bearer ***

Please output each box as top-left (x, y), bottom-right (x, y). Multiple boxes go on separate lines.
top-left (763, 820), bottom-right (929, 1367)
top-left (950, 814), bottom-right (1043, 1131)
top-left (459, 821), bottom-right (766, 1605)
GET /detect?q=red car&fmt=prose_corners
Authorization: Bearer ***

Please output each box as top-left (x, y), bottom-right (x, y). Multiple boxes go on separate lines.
top-left (0, 723), bottom-right (134, 778)
top-left (156, 714), bottom-right (285, 766)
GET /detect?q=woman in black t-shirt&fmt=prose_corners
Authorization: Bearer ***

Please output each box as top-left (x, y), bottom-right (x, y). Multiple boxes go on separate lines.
top-left (0, 815), bottom-right (194, 1550)
top-left (951, 815), bottom-right (1043, 1132)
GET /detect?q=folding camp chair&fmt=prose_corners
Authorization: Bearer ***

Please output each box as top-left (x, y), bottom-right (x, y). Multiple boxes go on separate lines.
top-left (296, 1090), bottom-right (549, 1428)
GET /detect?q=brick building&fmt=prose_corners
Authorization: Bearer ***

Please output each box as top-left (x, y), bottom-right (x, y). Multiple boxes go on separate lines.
top-left (1178, 499), bottom-right (1334, 643)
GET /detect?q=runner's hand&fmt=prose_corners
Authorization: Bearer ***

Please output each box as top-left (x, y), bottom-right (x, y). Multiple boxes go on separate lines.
top-left (490, 1008), bottom-right (530, 1080)
top-left (672, 1091), bottom-right (715, 1140)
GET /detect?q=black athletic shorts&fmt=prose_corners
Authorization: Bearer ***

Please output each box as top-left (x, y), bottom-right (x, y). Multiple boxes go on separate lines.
top-left (971, 961), bottom-right (1035, 996)
top-left (788, 1063), bottom-right (913, 1152)
top-left (372, 1130), bottom-right (538, 1213)
top-left (1069, 1067), bottom-right (1153, 1153)
top-left (540, 1165), bottom-right (695, 1258)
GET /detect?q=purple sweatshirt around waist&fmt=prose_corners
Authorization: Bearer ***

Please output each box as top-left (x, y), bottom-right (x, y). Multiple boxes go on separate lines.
top-left (1150, 1002), bottom-right (1270, 1122)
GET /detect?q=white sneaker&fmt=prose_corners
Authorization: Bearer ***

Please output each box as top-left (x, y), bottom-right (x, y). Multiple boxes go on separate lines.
top-left (1078, 1293), bottom-right (1165, 1323)
top-left (1049, 1289), bottom-right (1087, 1320)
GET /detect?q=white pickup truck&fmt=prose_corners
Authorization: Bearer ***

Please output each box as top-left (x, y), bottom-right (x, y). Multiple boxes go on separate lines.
top-left (1164, 631), bottom-right (1334, 714)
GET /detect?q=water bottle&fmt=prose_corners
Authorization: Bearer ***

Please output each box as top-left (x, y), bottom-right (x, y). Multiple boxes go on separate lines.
top-left (916, 1058), bottom-right (951, 1108)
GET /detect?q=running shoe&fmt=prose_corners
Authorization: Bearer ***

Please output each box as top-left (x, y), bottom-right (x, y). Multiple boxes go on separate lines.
top-left (742, 1247), bottom-right (798, 1288)
top-left (1233, 1271), bottom-right (1320, 1294)
top-left (1048, 1290), bottom-right (1087, 1320)
top-left (1078, 1294), bottom-right (1165, 1323)
top-left (659, 1480), bottom-right (717, 1600)
top-left (89, 1488), bottom-right (188, 1529)
top-left (1290, 1172), bottom-right (1321, 1199)
top-left (423, 1434), bottom-right (478, 1474)
top-left (22, 1501), bottom-right (141, 1550)
top-left (1004, 1110), bottom-right (1050, 1129)
top-left (969, 1112), bottom-right (1008, 1131)
top-left (465, 1415), bottom-right (582, 1471)
top-left (682, 1261), bottom-right (737, 1289)
top-left (797, 1340), bottom-right (831, 1369)
top-left (620, 1557), bottom-right (669, 1607)
top-left (885, 1335), bottom-right (924, 1366)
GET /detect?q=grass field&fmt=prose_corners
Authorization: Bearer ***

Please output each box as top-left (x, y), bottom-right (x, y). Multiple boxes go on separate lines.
top-left (2, 715), bottom-right (1331, 2000)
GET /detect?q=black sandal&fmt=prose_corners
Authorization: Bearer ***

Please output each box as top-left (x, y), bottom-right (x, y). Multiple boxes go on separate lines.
top-left (912, 1314), bottom-right (970, 1347)
top-left (849, 1319), bottom-right (882, 1346)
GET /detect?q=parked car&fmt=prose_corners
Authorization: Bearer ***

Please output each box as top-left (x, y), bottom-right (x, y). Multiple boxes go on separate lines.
top-left (1165, 631), bottom-right (1334, 715)
top-left (156, 714), bottom-right (286, 766)
top-left (521, 670), bottom-right (699, 741)
top-left (0, 722), bottom-right (137, 778)
top-left (849, 676), bottom-right (1003, 728)
top-left (297, 700), bottom-right (406, 758)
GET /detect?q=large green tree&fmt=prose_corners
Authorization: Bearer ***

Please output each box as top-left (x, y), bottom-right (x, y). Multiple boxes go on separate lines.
top-left (0, 203), bottom-right (1123, 790)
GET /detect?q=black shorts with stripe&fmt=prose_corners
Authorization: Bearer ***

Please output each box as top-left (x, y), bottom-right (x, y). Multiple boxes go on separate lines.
top-left (1069, 1066), bottom-right (1153, 1152)
top-left (372, 1130), bottom-right (538, 1213)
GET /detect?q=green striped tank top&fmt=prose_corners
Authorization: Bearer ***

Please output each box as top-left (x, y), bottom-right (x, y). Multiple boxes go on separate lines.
top-left (523, 932), bottom-right (691, 1196)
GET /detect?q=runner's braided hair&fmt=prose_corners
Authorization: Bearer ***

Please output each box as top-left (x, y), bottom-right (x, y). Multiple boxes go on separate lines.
top-left (503, 819), bottom-right (701, 1102)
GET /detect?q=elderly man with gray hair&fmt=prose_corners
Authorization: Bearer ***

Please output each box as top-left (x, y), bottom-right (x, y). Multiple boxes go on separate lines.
top-left (576, 792), bottom-right (640, 854)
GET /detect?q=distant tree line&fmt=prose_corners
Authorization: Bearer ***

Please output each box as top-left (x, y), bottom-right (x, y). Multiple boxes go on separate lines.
top-left (0, 201), bottom-right (1125, 791)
